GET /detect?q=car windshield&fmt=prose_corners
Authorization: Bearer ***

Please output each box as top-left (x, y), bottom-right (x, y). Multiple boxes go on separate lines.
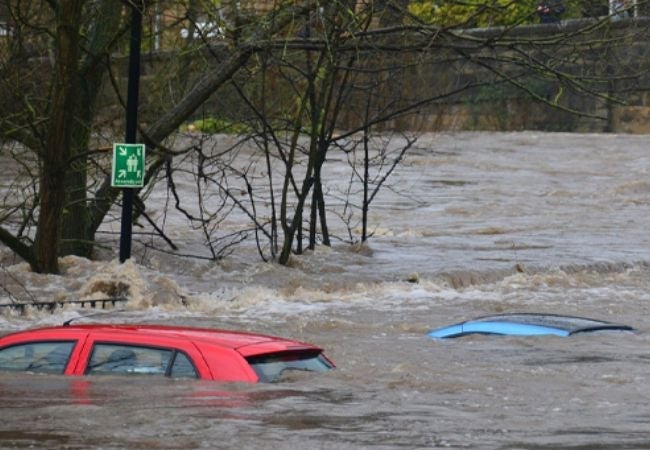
top-left (246, 351), bottom-right (333, 383)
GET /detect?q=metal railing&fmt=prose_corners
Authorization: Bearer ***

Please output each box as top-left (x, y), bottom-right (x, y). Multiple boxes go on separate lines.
top-left (0, 297), bottom-right (128, 314)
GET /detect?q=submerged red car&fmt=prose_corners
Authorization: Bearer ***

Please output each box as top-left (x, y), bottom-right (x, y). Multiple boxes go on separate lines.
top-left (0, 324), bottom-right (334, 383)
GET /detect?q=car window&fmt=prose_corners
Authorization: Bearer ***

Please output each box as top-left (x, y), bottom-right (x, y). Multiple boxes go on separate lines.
top-left (87, 343), bottom-right (197, 378)
top-left (0, 341), bottom-right (75, 374)
top-left (87, 344), bottom-right (171, 376)
top-left (246, 351), bottom-right (333, 383)
top-left (170, 352), bottom-right (198, 379)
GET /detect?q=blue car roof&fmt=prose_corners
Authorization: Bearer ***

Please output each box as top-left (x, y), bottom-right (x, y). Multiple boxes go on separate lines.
top-left (427, 313), bottom-right (635, 339)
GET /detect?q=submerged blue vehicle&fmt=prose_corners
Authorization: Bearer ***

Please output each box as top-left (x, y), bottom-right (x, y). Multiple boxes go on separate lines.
top-left (427, 313), bottom-right (635, 339)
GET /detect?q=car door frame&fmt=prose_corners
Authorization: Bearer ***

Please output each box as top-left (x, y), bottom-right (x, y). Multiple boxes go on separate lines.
top-left (0, 329), bottom-right (89, 376)
top-left (74, 331), bottom-right (212, 379)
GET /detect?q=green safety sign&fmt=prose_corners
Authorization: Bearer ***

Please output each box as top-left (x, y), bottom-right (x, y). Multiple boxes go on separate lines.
top-left (111, 143), bottom-right (145, 187)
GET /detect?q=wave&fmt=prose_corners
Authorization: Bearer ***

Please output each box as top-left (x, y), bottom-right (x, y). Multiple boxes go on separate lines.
top-left (436, 260), bottom-right (650, 290)
top-left (2, 253), bottom-right (650, 329)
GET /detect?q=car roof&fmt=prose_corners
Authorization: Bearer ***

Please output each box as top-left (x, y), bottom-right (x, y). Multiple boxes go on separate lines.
top-left (427, 313), bottom-right (635, 338)
top-left (0, 324), bottom-right (319, 351)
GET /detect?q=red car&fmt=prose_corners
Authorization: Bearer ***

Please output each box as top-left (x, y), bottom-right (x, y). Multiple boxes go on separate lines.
top-left (0, 324), bottom-right (334, 383)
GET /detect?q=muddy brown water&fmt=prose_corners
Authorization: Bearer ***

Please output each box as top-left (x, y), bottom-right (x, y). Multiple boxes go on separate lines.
top-left (1, 132), bottom-right (650, 449)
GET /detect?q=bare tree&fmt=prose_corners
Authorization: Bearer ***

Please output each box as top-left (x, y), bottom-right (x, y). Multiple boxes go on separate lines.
top-left (0, 0), bottom-right (312, 272)
top-left (0, 0), bottom-right (647, 274)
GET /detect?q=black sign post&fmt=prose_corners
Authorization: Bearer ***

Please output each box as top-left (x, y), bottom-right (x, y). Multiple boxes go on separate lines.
top-left (119, 2), bottom-right (142, 263)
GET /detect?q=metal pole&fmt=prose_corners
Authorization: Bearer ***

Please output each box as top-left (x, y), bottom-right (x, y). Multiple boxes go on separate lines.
top-left (119, 2), bottom-right (142, 263)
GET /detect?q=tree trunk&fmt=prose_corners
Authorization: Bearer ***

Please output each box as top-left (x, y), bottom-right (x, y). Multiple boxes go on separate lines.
top-left (61, 0), bottom-right (122, 258)
top-left (33, 0), bottom-right (85, 273)
top-left (316, 175), bottom-right (330, 246)
top-left (279, 177), bottom-right (313, 264)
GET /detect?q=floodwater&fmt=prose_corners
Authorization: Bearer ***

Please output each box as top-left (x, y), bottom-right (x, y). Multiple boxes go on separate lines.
top-left (2, 131), bottom-right (650, 449)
